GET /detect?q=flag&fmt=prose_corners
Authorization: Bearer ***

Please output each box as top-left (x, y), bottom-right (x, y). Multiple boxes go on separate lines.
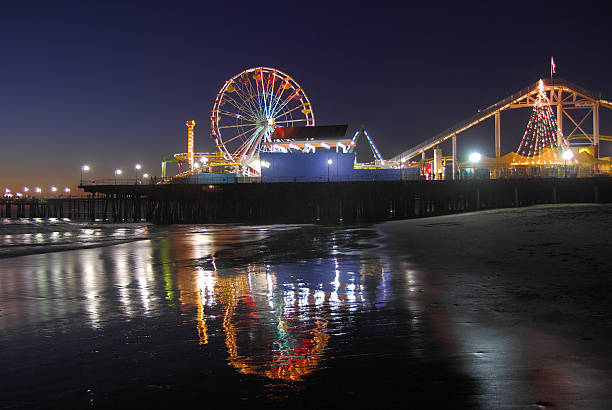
top-left (551, 56), bottom-right (556, 75)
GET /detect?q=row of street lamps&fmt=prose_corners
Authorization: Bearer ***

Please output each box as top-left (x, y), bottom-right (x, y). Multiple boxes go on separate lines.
top-left (3, 186), bottom-right (71, 198)
top-left (81, 163), bottom-right (150, 185)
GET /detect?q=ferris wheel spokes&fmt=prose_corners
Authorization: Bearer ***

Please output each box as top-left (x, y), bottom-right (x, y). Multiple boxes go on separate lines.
top-left (221, 93), bottom-right (258, 121)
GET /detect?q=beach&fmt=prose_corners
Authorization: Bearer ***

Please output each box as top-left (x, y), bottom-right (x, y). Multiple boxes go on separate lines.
top-left (378, 204), bottom-right (612, 409)
top-left (0, 204), bottom-right (610, 409)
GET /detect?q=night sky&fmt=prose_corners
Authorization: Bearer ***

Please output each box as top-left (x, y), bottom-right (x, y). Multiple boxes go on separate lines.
top-left (1, 1), bottom-right (611, 193)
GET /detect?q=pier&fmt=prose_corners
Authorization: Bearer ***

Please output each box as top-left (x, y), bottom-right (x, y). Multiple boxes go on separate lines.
top-left (71, 177), bottom-right (612, 224)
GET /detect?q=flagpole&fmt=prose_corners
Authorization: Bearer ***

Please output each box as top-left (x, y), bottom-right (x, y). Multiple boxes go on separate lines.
top-left (550, 56), bottom-right (556, 78)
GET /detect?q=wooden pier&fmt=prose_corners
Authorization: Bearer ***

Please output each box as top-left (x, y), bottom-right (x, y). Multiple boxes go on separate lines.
top-left (72, 177), bottom-right (612, 224)
top-left (3, 178), bottom-right (609, 224)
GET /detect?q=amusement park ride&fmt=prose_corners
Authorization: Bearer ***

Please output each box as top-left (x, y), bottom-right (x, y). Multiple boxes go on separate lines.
top-left (161, 67), bottom-right (612, 182)
top-left (161, 67), bottom-right (385, 180)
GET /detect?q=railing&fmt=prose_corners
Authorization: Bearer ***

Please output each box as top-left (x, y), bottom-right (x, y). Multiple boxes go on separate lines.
top-left (80, 179), bottom-right (157, 186)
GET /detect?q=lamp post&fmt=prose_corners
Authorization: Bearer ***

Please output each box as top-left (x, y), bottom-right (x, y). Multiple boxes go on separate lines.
top-left (81, 164), bottom-right (90, 185)
top-left (64, 187), bottom-right (71, 197)
top-left (115, 169), bottom-right (122, 185)
top-left (327, 158), bottom-right (333, 182)
top-left (562, 150), bottom-right (574, 178)
top-left (469, 152), bottom-right (481, 179)
top-left (35, 187), bottom-right (42, 197)
top-left (135, 164), bottom-right (141, 184)
top-left (143, 173), bottom-right (149, 184)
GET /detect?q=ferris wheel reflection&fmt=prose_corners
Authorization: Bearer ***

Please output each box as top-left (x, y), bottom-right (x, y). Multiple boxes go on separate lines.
top-left (183, 254), bottom-right (392, 382)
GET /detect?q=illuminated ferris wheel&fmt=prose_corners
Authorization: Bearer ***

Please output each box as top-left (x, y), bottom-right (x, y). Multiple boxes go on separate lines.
top-left (211, 67), bottom-right (315, 172)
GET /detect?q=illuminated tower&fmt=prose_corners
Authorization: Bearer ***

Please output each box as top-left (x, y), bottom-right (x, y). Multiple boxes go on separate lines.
top-left (186, 120), bottom-right (196, 170)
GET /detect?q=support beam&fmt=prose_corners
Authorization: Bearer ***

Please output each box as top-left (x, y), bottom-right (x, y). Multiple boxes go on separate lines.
top-left (557, 90), bottom-right (564, 147)
top-left (494, 112), bottom-right (501, 158)
top-left (452, 134), bottom-right (457, 180)
top-left (433, 147), bottom-right (442, 179)
top-left (421, 151), bottom-right (426, 177)
top-left (593, 101), bottom-right (600, 158)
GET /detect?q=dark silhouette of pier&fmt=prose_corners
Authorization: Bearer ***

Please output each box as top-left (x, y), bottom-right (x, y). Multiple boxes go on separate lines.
top-left (2, 178), bottom-right (610, 224)
top-left (36, 178), bottom-right (607, 224)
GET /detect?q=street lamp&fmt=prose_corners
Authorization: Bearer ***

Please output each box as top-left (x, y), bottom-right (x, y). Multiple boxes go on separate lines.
top-left (81, 164), bottom-right (90, 184)
top-left (469, 152), bottom-right (481, 179)
top-left (115, 169), bottom-right (122, 184)
top-left (327, 158), bottom-right (333, 182)
top-left (135, 164), bottom-right (141, 184)
top-left (35, 187), bottom-right (42, 195)
top-left (51, 186), bottom-right (57, 194)
top-left (64, 187), bottom-right (71, 196)
top-left (562, 150), bottom-right (574, 178)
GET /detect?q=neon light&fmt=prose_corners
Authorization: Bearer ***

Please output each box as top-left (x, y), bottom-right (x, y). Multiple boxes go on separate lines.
top-left (363, 129), bottom-right (385, 164)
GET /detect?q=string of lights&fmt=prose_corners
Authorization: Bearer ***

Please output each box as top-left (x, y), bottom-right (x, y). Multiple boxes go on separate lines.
top-left (516, 80), bottom-right (559, 163)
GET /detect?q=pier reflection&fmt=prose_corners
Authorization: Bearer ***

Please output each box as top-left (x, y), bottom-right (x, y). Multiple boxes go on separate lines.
top-left (0, 225), bottom-right (396, 383)
top-left (171, 230), bottom-right (393, 381)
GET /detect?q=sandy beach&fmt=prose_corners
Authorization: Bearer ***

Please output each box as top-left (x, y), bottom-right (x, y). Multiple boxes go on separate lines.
top-left (378, 204), bottom-right (612, 409)
top-left (1, 205), bottom-right (611, 409)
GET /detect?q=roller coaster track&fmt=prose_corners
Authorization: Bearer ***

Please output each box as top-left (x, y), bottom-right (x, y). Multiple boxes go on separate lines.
top-left (392, 78), bottom-right (610, 162)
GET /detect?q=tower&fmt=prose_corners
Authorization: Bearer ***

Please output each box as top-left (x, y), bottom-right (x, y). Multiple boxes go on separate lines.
top-left (186, 120), bottom-right (196, 170)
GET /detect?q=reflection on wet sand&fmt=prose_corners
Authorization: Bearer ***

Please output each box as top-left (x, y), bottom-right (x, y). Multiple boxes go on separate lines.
top-left (0, 226), bottom-right (396, 384)
top-left (170, 230), bottom-right (392, 381)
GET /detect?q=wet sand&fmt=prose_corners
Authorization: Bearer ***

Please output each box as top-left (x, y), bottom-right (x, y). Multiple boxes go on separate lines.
top-left (0, 205), bottom-right (610, 409)
top-left (378, 204), bottom-right (612, 409)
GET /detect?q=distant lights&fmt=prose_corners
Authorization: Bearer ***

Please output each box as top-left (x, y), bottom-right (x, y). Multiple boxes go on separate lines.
top-left (115, 169), bottom-right (122, 175)
top-left (64, 187), bottom-right (71, 193)
top-left (327, 159), bottom-right (333, 165)
top-left (260, 160), bottom-right (271, 168)
top-left (469, 152), bottom-right (482, 163)
top-left (35, 187), bottom-right (42, 193)
top-left (143, 173), bottom-right (149, 179)
top-left (135, 164), bottom-right (141, 170)
top-left (82, 164), bottom-right (90, 172)
top-left (24, 186), bottom-right (29, 192)
top-left (50, 186), bottom-right (57, 192)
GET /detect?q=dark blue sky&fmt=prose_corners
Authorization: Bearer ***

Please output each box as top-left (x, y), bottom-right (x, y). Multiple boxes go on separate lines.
top-left (1, 0), bottom-right (611, 191)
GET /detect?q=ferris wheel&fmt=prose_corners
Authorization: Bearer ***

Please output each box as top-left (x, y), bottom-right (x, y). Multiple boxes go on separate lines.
top-left (211, 67), bottom-right (315, 172)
